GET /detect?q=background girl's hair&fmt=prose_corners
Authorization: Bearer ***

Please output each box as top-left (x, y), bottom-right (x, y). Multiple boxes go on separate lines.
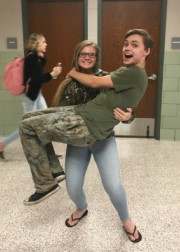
top-left (25, 33), bottom-right (44, 53)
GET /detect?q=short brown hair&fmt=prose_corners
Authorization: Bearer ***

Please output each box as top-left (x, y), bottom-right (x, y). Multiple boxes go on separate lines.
top-left (125, 28), bottom-right (153, 50)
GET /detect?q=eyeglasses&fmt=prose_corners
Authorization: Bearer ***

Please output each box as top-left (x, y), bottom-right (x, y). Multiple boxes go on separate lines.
top-left (79, 52), bottom-right (97, 58)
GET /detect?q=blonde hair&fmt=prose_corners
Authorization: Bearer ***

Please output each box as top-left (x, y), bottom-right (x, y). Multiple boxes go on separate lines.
top-left (52, 78), bottom-right (72, 107)
top-left (25, 33), bottom-right (44, 53)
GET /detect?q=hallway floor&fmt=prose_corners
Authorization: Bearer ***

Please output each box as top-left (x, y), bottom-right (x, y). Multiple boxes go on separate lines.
top-left (0, 138), bottom-right (180, 252)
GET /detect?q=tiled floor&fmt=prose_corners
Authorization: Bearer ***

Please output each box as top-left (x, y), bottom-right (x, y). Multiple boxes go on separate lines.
top-left (0, 138), bottom-right (180, 252)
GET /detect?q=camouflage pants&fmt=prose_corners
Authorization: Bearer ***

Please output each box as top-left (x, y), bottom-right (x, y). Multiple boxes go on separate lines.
top-left (19, 106), bottom-right (97, 192)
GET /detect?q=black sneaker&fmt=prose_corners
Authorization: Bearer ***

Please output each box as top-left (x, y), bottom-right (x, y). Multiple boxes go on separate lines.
top-left (0, 151), bottom-right (5, 159)
top-left (23, 184), bottom-right (60, 206)
top-left (52, 171), bottom-right (66, 183)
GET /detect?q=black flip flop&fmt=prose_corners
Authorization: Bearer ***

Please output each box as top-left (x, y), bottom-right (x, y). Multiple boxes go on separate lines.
top-left (65, 209), bottom-right (88, 228)
top-left (124, 225), bottom-right (142, 243)
top-left (0, 151), bottom-right (5, 159)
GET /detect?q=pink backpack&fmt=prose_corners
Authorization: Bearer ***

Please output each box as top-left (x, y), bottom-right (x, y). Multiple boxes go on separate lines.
top-left (2, 56), bottom-right (30, 96)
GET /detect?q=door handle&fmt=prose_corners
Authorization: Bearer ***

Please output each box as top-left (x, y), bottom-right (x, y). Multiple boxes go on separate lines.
top-left (148, 74), bottom-right (157, 80)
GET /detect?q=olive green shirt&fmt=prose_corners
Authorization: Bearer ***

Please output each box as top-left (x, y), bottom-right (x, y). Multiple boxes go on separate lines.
top-left (75, 65), bottom-right (147, 140)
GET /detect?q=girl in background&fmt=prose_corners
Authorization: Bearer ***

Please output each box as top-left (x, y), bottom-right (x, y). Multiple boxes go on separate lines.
top-left (0, 32), bottom-right (64, 181)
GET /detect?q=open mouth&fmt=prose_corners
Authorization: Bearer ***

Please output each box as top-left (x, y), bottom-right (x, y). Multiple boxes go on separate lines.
top-left (125, 54), bottom-right (133, 59)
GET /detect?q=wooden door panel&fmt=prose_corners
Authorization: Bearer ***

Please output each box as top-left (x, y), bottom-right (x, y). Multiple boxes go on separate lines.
top-left (27, 0), bottom-right (84, 106)
top-left (102, 0), bottom-right (161, 119)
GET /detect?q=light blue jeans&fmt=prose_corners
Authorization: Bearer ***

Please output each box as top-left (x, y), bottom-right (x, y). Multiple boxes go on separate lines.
top-left (65, 136), bottom-right (130, 222)
top-left (2, 91), bottom-right (47, 147)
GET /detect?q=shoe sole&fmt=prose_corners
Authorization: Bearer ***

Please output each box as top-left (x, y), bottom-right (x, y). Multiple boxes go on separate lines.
top-left (23, 185), bottom-right (60, 206)
top-left (54, 175), bottom-right (66, 183)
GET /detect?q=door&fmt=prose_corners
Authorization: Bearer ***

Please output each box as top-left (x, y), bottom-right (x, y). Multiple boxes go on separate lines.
top-left (101, 0), bottom-right (161, 137)
top-left (27, 0), bottom-right (84, 106)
